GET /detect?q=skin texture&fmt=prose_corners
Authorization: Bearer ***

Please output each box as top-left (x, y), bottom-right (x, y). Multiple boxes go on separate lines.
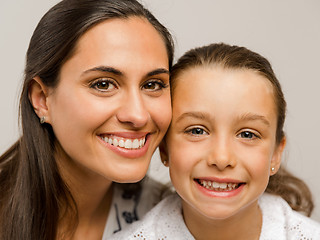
top-left (29, 17), bottom-right (171, 239)
top-left (164, 66), bottom-right (285, 240)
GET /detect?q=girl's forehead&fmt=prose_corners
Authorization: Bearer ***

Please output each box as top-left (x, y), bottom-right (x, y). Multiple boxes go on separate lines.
top-left (173, 66), bottom-right (274, 94)
top-left (171, 66), bottom-right (277, 123)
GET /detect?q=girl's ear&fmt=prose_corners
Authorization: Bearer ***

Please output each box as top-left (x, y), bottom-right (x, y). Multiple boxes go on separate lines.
top-left (159, 139), bottom-right (169, 167)
top-left (270, 136), bottom-right (286, 175)
top-left (28, 76), bottom-right (51, 124)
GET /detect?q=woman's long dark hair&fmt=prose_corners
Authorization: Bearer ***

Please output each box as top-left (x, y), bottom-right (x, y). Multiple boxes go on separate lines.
top-left (0, 0), bottom-right (174, 239)
top-left (170, 43), bottom-right (313, 216)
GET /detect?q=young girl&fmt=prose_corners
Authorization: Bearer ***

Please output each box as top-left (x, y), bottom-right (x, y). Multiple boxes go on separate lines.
top-left (0, 0), bottom-right (174, 239)
top-left (110, 43), bottom-right (320, 239)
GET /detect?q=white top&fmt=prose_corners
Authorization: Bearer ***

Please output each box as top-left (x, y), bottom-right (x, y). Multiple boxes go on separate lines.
top-left (109, 193), bottom-right (320, 240)
top-left (102, 177), bottom-right (167, 239)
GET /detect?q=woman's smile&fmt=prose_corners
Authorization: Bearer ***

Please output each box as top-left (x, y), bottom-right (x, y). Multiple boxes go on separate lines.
top-left (98, 132), bottom-right (151, 158)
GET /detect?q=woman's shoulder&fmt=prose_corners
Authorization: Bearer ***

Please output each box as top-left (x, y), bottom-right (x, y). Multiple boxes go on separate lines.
top-left (109, 193), bottom-right (194, 240)
top-left (259, 193), bottom-right (320, 239)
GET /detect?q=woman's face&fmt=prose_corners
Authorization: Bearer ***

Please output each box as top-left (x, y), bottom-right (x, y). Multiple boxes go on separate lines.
top-left (45, 17), bottom-right (171, 183)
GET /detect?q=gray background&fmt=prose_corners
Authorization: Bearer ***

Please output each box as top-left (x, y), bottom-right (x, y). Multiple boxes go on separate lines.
top-left (1, 0), bottom-right (319, 221)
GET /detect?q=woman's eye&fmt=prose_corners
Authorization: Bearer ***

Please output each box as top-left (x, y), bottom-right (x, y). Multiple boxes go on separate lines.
top-left (238, 131), bottom-right (259, 139)
top-left (90, 79), bottom-right (117, 92)
top-left (186, 127), bottom-right (208, 136)
top-left (142, 80), bottom-right (167, 91)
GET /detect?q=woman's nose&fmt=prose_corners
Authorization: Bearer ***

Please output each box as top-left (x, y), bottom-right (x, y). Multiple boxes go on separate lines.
top-left (116, 89), bottom-right (149, 128)
top-left (206, 136), bottom-right (236, 170)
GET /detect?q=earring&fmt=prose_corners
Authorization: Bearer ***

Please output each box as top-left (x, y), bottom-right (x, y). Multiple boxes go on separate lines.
top-left (271, 167), bottom-right (275, 172)
top-left (40, 116), bottom-right (46, 124)
top-left (162, 160), bottom-right (168, 166)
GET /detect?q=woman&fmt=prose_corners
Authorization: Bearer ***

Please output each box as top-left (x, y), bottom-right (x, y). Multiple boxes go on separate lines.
top-left (0, 0), bottom-right (174, 239)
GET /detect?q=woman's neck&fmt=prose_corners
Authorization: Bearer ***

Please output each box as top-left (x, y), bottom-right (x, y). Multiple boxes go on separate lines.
top-left (182, 200), bottom-right (262, 240)
top-left (56, 149), bottom-right (113, 240)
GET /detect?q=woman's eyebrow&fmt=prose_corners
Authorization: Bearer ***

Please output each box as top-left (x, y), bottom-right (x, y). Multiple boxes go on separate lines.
top-left (146, 68), bottom-right (169, 77)
top-left (81, 66), bottom-right (169, 78)
top-left (82, 66), bottom-right (123, 76)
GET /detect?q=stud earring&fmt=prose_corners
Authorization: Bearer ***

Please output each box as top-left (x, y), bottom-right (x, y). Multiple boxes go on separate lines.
top-left (40, 116), bottom-right (46, 124)
top-left (271, 167), bottom-right (275, 172)
top-left (162, 160), bottom-right (168, 166)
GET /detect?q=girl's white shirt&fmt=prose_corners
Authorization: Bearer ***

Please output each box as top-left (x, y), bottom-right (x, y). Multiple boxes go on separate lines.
top-left (102, 177), bottom-right (167, 239)
top-left (109, 192), bottom-right (320, 240)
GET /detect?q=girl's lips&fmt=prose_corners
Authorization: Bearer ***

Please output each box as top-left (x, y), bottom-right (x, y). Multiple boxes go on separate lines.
top-left (194, 178), bottom-right (245, 198)
top-left (98, 133), bottom-right (151, 159)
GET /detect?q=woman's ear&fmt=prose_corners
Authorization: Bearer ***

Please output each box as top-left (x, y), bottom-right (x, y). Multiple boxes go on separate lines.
top-left (28, 76), bottom-right (50, 124)
top-left (159, 139), bottom-right (169, 167)
top-left (270, 136), bottom-right (286, 175)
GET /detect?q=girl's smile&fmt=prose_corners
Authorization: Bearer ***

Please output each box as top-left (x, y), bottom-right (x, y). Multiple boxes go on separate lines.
top-left (194, 177), bottom-right (245, 198)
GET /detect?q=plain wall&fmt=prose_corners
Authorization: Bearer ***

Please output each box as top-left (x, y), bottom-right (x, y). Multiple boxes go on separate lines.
top-left (1, 0), bottom-right (319, 221)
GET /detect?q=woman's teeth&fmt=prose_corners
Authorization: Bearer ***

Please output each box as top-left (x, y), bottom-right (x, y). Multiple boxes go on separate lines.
top-left (198, 179), bottom-right (240, 191)
top-left (102, 136), bottom-right (146, 149)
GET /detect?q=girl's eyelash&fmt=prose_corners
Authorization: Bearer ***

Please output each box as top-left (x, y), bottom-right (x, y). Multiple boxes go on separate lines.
top-left (238, 130), bottom-right (261, 140)
top-left (185, 127), bottom-right (208, 136)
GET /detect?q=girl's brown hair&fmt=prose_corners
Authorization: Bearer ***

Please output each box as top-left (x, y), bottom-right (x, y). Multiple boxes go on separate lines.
top-left (170, 42), bottom-right (313, 216)
top-left (0, 0), bottom-right (174, 239)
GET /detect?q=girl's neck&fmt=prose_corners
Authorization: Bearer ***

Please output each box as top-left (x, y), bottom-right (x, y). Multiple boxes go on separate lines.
top-left (183, 200), bottom-right (262, 240)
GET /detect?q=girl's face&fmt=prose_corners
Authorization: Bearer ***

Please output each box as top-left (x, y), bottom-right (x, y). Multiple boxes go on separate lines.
top-left (45, 17), bottom-right (171, 183)
top-left (166, 66), bottom-right (285, 222)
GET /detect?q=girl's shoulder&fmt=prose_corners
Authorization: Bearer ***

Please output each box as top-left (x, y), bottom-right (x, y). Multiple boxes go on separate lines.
top-left (109, 193), bottom-right (194, 240)
top-left (259, 193), bottom-right (320, 239)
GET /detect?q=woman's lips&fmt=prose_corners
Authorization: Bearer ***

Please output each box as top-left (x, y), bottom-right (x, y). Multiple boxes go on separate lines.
top-left (98, 133), bottom-right (151, 158)
top-left (101, 135), bottom-right (146, 149)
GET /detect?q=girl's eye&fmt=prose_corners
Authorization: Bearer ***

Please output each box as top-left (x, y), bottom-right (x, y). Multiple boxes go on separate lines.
top-left (238, 131), bottom-right (260, 140)
top-left (142, 80), bottom-right (168, 91)
top-left (186, 127), bottom-right (208, 136)
top-left (90, 79), bottom-right (117, 92)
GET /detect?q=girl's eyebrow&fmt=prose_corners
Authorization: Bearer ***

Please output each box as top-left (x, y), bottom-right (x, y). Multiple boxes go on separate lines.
top-left (238, 113), bottom-right (270, 126)
top-left (175, 112), bottom-right (270, 126)
top-left (175, 111), bottom-right (211, 123)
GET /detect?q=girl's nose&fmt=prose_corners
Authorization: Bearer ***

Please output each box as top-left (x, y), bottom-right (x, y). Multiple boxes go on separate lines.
top-left (206, 136), bottom-right (236, 170)
top-left (116, 90), bottom-right (149, 128)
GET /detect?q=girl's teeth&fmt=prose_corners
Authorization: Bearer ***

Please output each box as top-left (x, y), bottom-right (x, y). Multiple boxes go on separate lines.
top-left (199, 180), bottom-right (239, 191)
top-left (220, 183), bottom-right (227, 189)
top-left (102, 136), bottom-right (146, 149)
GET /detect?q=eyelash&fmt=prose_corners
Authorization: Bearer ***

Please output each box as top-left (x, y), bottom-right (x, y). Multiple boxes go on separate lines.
top-left (237, 130), bottom-right (261, 140)
top-left (89, 79), bottom-right (168, 93)
top-left (89, 78), bottom-right (117, 92)
top-left (185, 127), bottom-right (208, 136)
top-left (142, 80), bottom-right (168, 91)
top-left (185, 128), bottom-right (261, 141)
